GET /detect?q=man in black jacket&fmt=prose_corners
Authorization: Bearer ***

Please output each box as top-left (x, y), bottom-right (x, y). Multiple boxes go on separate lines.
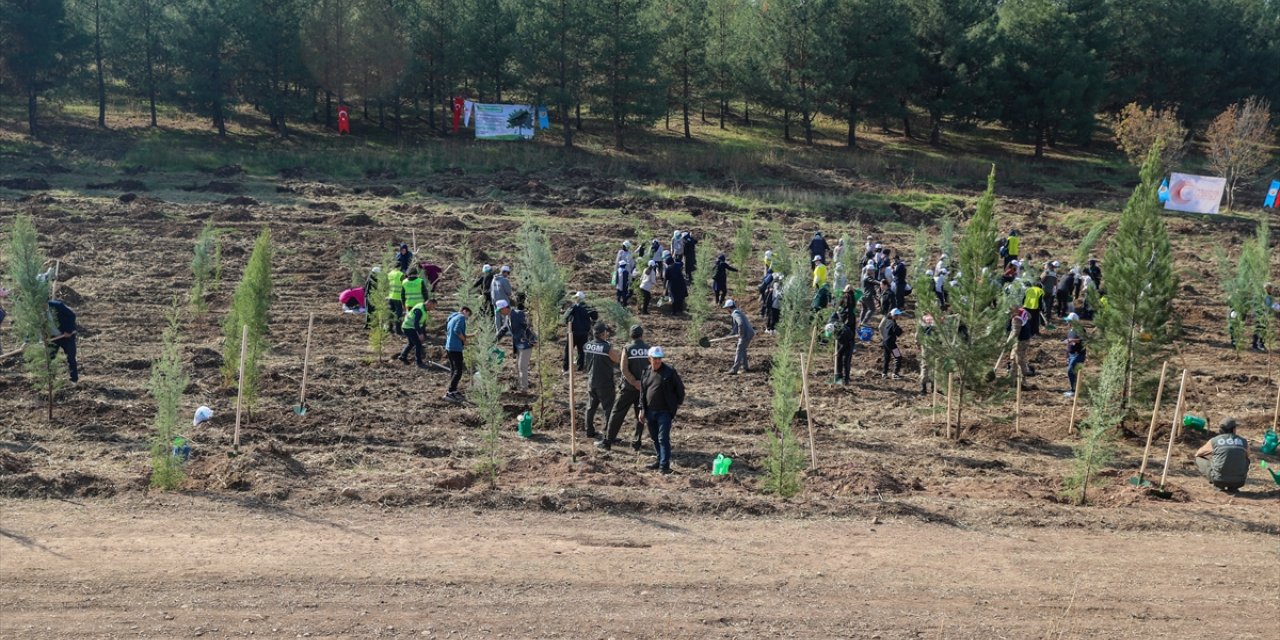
top-left (683, 232), bottom-right (698, 280)
top-left (604, 325), bottom-right (650, 452)
top-left (640, 346), bottom-right (685, 474)
top-left (880, 308), bottom-right (904, 379)
top-left (834, 317), bottom-right (855, 384)
top-left (892, 257), bottom-right (908, 310)
top-left (562, 292), bottom-right (594, 372)
top-left (47, 300), bottom-right (79, 382)
top-left (665, 259), bottom-right (688, 315)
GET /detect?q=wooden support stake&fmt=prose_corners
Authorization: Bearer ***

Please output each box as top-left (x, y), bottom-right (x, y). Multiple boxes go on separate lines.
top-left (945, 373), bottom-right (954, 440)
top-left (1159, 369), bottom-right (1189, 488)
top-left (411, 229), bottom-right (418, 254)
top-left (50, 260), bottom-right (60, 299)
top-left (1015, 366), bottom-right (1023, 435)
top-left (1137, 362), bottom-right (1169, 481)
top-left (233, 324), bottom-right (248, 452)
top-left (568, 328), bottom-right (577, 462)
top-left (800, 353), bottom-right (817, 470)
top-left (1067, 368), bottom-right (1084, 436)
top-left (1271, 379), bottom-right (1280, 434)
top-left (297, 313), bottom-right (315, 411)
top-left (931, 372), bottom-right (938, 426)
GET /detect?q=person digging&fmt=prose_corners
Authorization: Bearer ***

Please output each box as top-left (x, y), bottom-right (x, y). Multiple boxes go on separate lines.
top-left (1194, 418), bottom-right (1250, 494)
top-left (397, 298), bottom-right (437, 369)
top-left (603, 324), bottom-right (651, 452)
top-left (724, 299), bottom-right (754, 375)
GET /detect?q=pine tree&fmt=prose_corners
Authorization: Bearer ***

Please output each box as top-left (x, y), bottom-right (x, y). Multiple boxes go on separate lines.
top-left (6, 214), bottom-right (63, 420)
top-left (656, 0), bottom-right (708, 139)
top-left (517, 220), bottom-right (566, 425)
top-left (825, 0), bottom-right (919, 148)
top-left (686, 264), bottom-right (712, 345)
top-left (914, 168), bottom-right (1007, 434)
top-left (2, 0), bottom-right (85, 136)
top-left (518, 0), bottom-right (591, 146)
top-left (1065, 349), bottom-right (1124, 505)
top-left (589, 0), bottom-right (666, 149)
top-left (368, 248), bottom-right (394, 359)
top-left (731, 216), bottom-right (754, 296)
top-left (149, 304), bottom-right (188, 490)
top-left (105, 0), bottom-right (175, 127)
top-left (763, 345), bottom-right (805, 497)
top-left (469, 303), bottom-right (507, 487)
top-left (1221, 219), bottom-right (1271, 353)
top-left (221, 229), bottom-right (273, 409)
top-left (189, 220), bottom-right (219, 312)
top-left (1096, 143), bottom-right (1179, 406)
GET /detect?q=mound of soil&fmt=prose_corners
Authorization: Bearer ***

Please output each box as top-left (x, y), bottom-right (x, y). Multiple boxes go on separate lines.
top-left (181, 181), bottom-right (241, 194)
top-left (1, 178), bottom-right (52, 190)
top-left (0, 471), bottom-right (116, 499)
top-left (355, 185), bottom-right (401, 197)
top-left (443, 184), bottom-right (476, 198)
top-left (432, 216), bottom-right (468, 231)
top-left (17, 193), bottom-right (57, 204)
top-left (222, 196), bottom-right (260, 207)
top-left (806, 463), bottom-right (913, 497)
top-left (185, 441), bottom-right (307, 500)
top-left (0, 451), bottom-right (32, 475)
top-left (118, 193), bottom-right (138, 204)
top-left (56, 284), bottom-right (85, 306)
top-left (212, 209), bottom-right (253, 222)
top-left (87, 179), bottom-right (148, 191)
top-left (476, 202), bottom-right (504, 216)
top-left (336, 212), bottom-right (377, 226)
top-left (191, 347), bottom-right (222, 369)
top-left (210, 164), bottom-right (245, 178)
top-left (306, 201), bottom-right (341, 211)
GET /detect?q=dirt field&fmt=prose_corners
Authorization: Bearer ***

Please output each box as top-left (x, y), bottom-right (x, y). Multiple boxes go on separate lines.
top-left (2, 497), bottom-right (1277, 639)
top-left (0, 153), bottom-right (1278, 636)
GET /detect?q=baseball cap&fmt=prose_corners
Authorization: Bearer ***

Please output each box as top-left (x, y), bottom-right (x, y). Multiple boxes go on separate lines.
top-left (648, 346), bottom-right (665, 358)
top-left (500, 265), bottom-right (511, 273)
top-left (483, 264), bottom-right (492, 273)
top-left (495, 300), bottom-right (510, 310)
top-left (594, 321), bottom-right (609, 336)
top-left (648, 260), bottom-right (657, 267)
top-left (193, 406), bottom-right (213, 427)
top-left (723, 299), bottom-right (736, 308)
top-left (890, 308), bottom-right (904, 317)
top-left (575, 291), bottom-right (586, 301)
top-left (1064, 312), bottom-right (1080, 322)
top-left (813, 255), bottom-right (823, 262)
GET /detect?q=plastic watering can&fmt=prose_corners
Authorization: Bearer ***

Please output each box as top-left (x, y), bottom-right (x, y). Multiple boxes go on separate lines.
top-left (712, 454), bottom-right (732, 475)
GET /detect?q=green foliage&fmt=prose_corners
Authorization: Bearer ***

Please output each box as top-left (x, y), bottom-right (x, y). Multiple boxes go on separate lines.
top-left (190, 220), bottom-right (219, 312)
top-left (914, 168), bottom-right (1007, 430)
top-left (763, 346), bottom-right (805, 497)
top-left (685, 265), bottom-right (713, 344)
top-left (655, 0), bottom-right (709, 139)
top-left (368, 249), bottom-right (394, 359)
top-left (6, 214), bottom-right (63, 410)
top-left (731, 216), bottom-right (754, 295)
top-left (517, 220), bottom-right (566, 421)
top-left (221, 228), bottom-right (273, 409)
top-left (149, 304), bottom-right (188, 490)
top-left (598, 299), bottom-right (634, 337)
top-left (767, 222), bottom-right (794, 275)
top-left (3, 0), bottom-right (85, 135)
top-left (911, 225), bottom-right (930, 277)
top-left (776, 255), bottom-right (815, 351)
top-left (588, 0), bottom-right (666, 149)
top-left (469, 298), bottom-right (507, 487)
top-left (1222, 219), bottom-right (1272, 352)
top-left (1096, 143), bottom-right (1179, 403)
top-left (825, 0), bottom-right (919, 147)
top-left (1072, 219), bottom-right (1109, 269)
top-left (340, 247), bottom-right (361, 289)
top-left (1065, 349), bottom-right (1124, 505)
top-left (939, 216), bottom-right (956, 260)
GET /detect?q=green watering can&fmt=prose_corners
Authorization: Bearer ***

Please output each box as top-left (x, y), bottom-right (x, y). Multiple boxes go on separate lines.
top-left (712, 454), bottom-right (733, 475)
top-left (516, 411), bottom-right (533, 438)
top-left (1182, 414), bottom-right (1207, 432)
top-left (1261, 429), bottom-right (1278, 456)
top-left (1261, 460), bottom-right (1280, 486)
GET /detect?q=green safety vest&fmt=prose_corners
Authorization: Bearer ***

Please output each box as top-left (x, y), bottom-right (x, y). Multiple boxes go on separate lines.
top-left (402, 302), bottom-right (429, 331)
top-left (403, 277), bottom-right (426, 308)
top-left (387, 269), bottom-right (404, 301)
top-left (1006, 236), bottom-right (1020, 255)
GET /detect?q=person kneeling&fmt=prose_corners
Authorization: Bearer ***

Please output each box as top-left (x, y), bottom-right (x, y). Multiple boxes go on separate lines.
top-left (1194, 419), bottom-right (1250, 493)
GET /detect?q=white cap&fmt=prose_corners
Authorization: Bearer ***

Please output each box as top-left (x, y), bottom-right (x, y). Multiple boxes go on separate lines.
top-left (1064, 312), bottom-right (1080, 322)
top-left (193, 406), bottom-right (213, 427)
top-left (483, 264), bottom-right (492, 272)
top-left (813, 255), bottom-right (823, 262)
top-left (940, 253), bottom-right (947, 259)
top-left (623, 240), bottom-right (631, 248)
top-left (866, 235), bottom-right (873, 240)
top-left (764, 250), bottom-right (773, 258)
top-left (648, 346), bottom-right (665, 358)
top-left (723, 299), bottom-right (736, 308)
top-left (648, 260), bottom-right (657, 267)
top-left (495, 300), bottom-right (510, 310)
top-left (575, 291), bottom-right (586, 301)
top-left (874, 243), bottom-right (882, 249)
top-left (1051, 260), bottom-right (1060, 267)
top-left (500, 265), bottom-right (511, 273)
top-left (618, 260), bottom-right (627, 267)
top-left (890, 308), bottom-right (904, 317)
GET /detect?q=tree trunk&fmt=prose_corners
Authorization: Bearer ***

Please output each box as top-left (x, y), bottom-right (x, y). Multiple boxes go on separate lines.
top-left (682, 61), bottom-right (691, 140)
top-left (901, 102), bottom-right (912, 139)
top-left (719, 98), bottom-right (726, 129)
top-left (325, 91), bottom-right (333, 128)
top-left (803, 110), bottom-right (813, 145)
top-left (95, 0), bottom-right (106, 129)
top-left (28, 88), bottom-right (38, 137)
top-left (744, 100), bottom-right (750, 126)
top-left (1034, 127), bottom-right (1045, 158)
top-left (847, 103), bottom-right (857, 149)
top-left (575, 102), bottom-right (582, 131)
top-left (783, 108), bottom-right (791, 141)
top-left (929, 116), bottom-right (942, 145)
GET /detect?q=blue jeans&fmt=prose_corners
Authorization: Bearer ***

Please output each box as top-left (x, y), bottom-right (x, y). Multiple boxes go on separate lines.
top-left (646, 410), bottom-right (673, 469)
top-left (1067, 352), bottom-right (1086, 391)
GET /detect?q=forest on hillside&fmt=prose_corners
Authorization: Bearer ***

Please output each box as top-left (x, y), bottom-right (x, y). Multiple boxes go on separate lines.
top-left (2, 0), bottom-right (1279, 154)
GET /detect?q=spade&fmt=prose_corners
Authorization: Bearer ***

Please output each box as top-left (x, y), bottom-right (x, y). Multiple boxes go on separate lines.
top-left (293, 313), bottom-right (314, 416)
top-left (697, 335), bottom-right (737, 348)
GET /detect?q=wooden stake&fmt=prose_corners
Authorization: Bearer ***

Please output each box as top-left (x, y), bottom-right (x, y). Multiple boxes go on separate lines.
top-left (1067, 367), bottom-right (1084, 437)
top-left (1015, 366), bottom-right (1023, 435)
top-left (945, 373), bottom-right (954, 440)
top-left (568, 328), bottom-right (577, 462)
top-left (1137, 362), bottom-right (1169, 481)
top-left (411, 229), bottom-right (418, 254)
top-left (297, 313), bottom-right (314, 411)
top-left (931, 371), bottom-right (938, 426)
top-left (233, 324), bottom-right (248, 452)
top-left (800, 353), bottom-right (817, 470)
top-left (1159, 369), bottom-right (1188, 488)
top-left (50, 260), bottom-right (60, 299)
top-left (1272, 379), bottom-right (1280, 434)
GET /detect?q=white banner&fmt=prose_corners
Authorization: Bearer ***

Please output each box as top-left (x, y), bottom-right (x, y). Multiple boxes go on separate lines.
top-left (1164, 173), bottom-right (1226, 214)
top-left (474, 103), bottom-right (536, 140)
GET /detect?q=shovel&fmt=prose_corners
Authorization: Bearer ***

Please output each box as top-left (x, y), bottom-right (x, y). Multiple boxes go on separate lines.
top-left (697, 335), bottom-right (737, 348)
top-left (425, 360), bottom-right (451, 372)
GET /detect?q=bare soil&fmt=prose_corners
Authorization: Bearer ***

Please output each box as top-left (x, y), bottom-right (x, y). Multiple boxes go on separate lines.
top-left (2, 498), bottom-right (1277, 639)
top-left (0, 161), bottom-right (1278, 634)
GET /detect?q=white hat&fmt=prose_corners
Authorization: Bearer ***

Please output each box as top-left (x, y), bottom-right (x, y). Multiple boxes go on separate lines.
top-left (764, 250), bottom-right (773, 258)
top-left (483, 264), bottom-right (492, 273)
top-left (874, 243), bottom-right (882, 249)
top-left (500, 265), bottom-right (511, 273)
top-left (812, 255), bottom-right (823, 262)
top-left (866, 235), bottom-right (873, 240)
top-left (890, 308), bottom-right (904, 317)
top-left (1051, 260), bottom-right (1060, 267)
top-left (623, 240), bottom-right (631, 248)
top-left (193, 406), bottom-right (213, 427)
top-left (648, 346), bottom-right (665, 358)
top-left (1064, 312), bottom-right (1080, 322)
top-left (940, 253), bottom-right (948, 259)
top-left (723, 299), bottom-right (736, 308)
top-left (618, 260), bottom-right (627, 267)
top-left (575, 291), bottom-right (586, 301)
top-left (648, 260), bottom-right (657, 267)
top-left (495, 300), bottom-right (510, 310)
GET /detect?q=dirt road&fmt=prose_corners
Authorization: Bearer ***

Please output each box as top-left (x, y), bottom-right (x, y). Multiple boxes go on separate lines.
top-left (2, 498), bottom-right (1275, 639)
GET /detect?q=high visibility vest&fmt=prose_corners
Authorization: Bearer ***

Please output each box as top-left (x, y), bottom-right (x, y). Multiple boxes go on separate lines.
top-left (403, 277), bottom-right (426, 308)
top-left (387, 269), bottom-right (404, 301)
top-left (402, 303), bottom-right (428, 331)
top-left (812, 263), bottom-right (828, 288)
top-left (1006, 236), bottom-right (1020, 255)
top-left (1023, 286), bottom-right (1044, 310)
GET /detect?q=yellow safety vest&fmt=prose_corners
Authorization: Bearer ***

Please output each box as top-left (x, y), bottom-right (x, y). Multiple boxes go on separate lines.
top-left (403, 277), bottom-right (426, 308)
top-left (387, 268), bottom-right (404, 301)
top-left (1006, 236), bottom-right (1020, 255)
top-left (812, 263), bottom-right (828, 288)
top-left (1023, 286), bottom-right (1044, 310)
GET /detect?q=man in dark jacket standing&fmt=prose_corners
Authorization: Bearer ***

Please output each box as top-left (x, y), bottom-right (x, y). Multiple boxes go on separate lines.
top-left (712, 254), bottom-right (738, 306)
top-left (892, 257), bottom-right (908, 310)
top-left (834, 316), bottom-right (855, 384)
top-left (47, 300), bottom-right (79, 382)
top-left (395, 243), bottom-right (413, 272)
top-left (496, 299), bottom-right (536, 393)
top-left (640, 346), bottom-right (685, 474)
top-left (665, 259), bottom-right (688, 315)
top-left (808, 231), bottom-right (829, 262)
top-left (880, 308), bottom-right (904, 379)
top-left (603, 325), bottom-right (650, 451)
top-left (562, 292), bottom-right (593, 372)
top-left (583, 322), bottom-right (620, 441)
top-left (683, 231), bottom-right (698, 280)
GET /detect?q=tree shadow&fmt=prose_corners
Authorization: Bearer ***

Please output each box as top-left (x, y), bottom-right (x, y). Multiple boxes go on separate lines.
top-left (187, 492), bottom-right (373, 538)
top-left (0, 527), bottom-right (68, 559)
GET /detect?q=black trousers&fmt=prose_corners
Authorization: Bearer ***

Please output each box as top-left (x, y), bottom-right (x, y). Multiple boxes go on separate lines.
top-left (387, 299), bottom-right (404, 335)
top-left (563, 331), bottom-right (588, 371)
top-left (836, 344), bottom-right (853, 381)
top-left (48, 335), bottom-right (78, 382)
top-left (641, 290), bottom-right (652, 314)
top-left (586, 385), bottom-right (615, 438)
top-left (671, 296), bottom-right (686, 315)
top-left (607, 385), bottom-right (642, 443)
top-left (447, 350), bottom-right (465, 392)
top-left (882, 345), bottom-right (901, 374)
top-left (399, 331), bottom-right (424, 364)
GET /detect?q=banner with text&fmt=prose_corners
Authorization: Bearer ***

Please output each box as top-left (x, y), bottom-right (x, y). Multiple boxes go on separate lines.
top-left (1164, 173), bottom-right (1226, 214)
top-left (474, 103), bottom-right (537, 140)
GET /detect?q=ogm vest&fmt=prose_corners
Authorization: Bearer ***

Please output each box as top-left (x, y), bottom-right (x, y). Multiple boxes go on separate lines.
top-left (584, 339), bottom-right (615, 389)
top-left (403, 277), bottom-right (427, 308)
top-left (622, 340), bottom-right (650, 389)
